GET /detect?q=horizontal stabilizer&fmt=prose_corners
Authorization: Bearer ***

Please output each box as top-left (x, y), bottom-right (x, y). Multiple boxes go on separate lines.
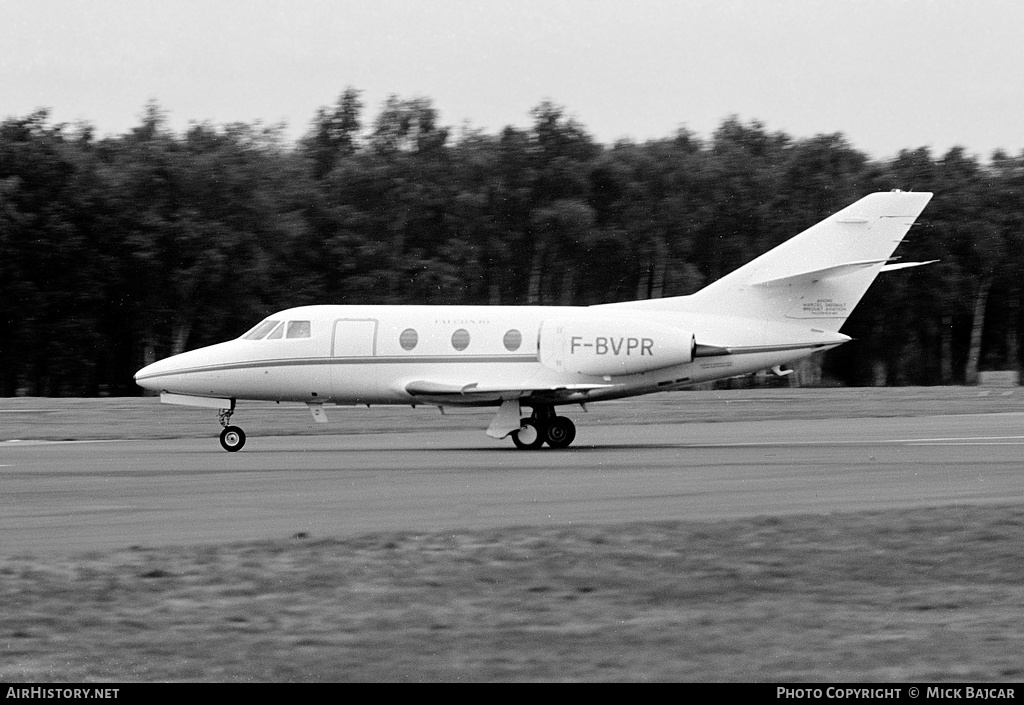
top-left (879, 259), bottom-right (938, 272)
top-left (752, 259), bottom-right (889, 287)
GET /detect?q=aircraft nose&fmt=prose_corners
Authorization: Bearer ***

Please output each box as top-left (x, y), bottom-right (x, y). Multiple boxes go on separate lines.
top-left (134, 353), bottom-right (188, 391)
top-left (132, 340), bottom-right (241, 393)
top-left (134, 359), bottom-right (166, 391)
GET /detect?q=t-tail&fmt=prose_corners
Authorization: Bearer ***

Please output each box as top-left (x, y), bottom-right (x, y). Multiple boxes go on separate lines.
top-left (606, 191), bottom-right (934, 333)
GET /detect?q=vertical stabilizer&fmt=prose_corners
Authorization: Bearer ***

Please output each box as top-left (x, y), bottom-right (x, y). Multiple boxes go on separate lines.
top-left (605, 191), bottom-right (933, 333)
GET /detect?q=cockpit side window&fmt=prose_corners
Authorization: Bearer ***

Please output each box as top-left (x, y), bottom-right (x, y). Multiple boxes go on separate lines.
top-left (267, 322), bottom-right (285, 339)
top-left (286, 320), bottom-right (311, 339)
top-left (242, 320), bottom-right (280, 340)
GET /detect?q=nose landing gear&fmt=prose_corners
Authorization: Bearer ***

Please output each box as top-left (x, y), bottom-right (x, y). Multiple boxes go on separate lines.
top-left (218, 407), bottom-right (246, 452)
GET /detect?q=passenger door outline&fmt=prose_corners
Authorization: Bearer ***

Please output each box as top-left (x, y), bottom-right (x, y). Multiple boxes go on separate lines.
top-left (331, 319), bottom-right (378, 357)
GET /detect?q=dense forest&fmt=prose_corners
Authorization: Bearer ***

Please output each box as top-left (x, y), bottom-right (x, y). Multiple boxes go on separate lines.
top-left (2, 90), bottom-right (1023, 396)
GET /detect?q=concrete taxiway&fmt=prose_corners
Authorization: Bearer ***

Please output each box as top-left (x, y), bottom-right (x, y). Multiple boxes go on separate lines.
top-left (2, 412), bottom-right (1023, 556)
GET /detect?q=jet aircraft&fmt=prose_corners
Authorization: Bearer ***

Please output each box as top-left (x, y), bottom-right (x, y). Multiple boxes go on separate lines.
top-left (134, 191), bottom-right (934, 451)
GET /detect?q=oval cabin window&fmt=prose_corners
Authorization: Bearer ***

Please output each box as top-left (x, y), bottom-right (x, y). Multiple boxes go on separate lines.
top-left (399, 328), bottom-right (418, 351)
top-left (503, 329), bottom-right (522, 351)
top-left (451, 329), bottom-right (470, 351)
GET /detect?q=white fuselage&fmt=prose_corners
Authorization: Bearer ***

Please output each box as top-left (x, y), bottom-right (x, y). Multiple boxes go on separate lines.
top-left (133, 303), bottom-right (846, 407)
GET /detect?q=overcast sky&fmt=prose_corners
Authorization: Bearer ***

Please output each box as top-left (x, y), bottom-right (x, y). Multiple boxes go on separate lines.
top-left (3, 0), bottom-right (1022, 159)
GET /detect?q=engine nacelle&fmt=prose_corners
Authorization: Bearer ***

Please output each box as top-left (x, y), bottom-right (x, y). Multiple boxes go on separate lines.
top-left (538, 316), bottom-right (696, 376)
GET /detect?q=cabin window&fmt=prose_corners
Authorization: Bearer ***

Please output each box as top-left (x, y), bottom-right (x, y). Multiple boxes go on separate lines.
top-left (451, 329), bottom-right (470, 351)
top-left (503, 329), bottom-right (522, 351)
top-left (399, 328), bottom-right (418, 351)
top-left (266, 321), bottom-right (285, 339)
top-left (287, 320), bottom-right (311, 339)
top-left (242, 320), bottom-right (279, 340)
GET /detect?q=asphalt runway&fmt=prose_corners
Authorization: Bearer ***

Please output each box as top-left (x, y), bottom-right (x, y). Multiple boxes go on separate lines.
top-left (3, 411), bottom-right (1024, 556)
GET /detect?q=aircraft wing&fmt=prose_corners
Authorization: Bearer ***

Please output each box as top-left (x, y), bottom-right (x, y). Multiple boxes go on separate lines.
top-left (404, 379), bottom-right (616, 405)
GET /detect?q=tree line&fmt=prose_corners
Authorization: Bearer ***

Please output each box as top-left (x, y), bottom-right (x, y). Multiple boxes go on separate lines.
top-left (1, 90), bottom-right (1022, 396)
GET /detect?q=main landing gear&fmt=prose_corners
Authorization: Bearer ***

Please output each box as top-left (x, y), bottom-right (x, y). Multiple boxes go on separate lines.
top-left (218, 407), bottom-right (246, 452)
top-left (511, 406), bottom-right (576, 450)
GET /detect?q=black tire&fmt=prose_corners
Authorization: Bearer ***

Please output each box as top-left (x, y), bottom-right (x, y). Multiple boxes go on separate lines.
top-left (220, 426), bottom-right (246, 452)
top-left (511, 419), bottom-right (545, 450)
top-left (545, 416), bottom-right (576, 449)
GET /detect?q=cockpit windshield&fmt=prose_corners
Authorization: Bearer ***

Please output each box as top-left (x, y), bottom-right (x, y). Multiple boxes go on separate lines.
top-left (242, 320), bottom-right (280, 340)
top-left (241, 319), bottom-right (312, 340)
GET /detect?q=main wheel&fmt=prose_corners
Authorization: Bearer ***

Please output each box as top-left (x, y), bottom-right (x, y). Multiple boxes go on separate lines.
top-left (511, 419), bottom-right (545, 450)
top-left (544, 416), bottom-right (576, 449)
top-left (219, 425), bottom-right (246, 452)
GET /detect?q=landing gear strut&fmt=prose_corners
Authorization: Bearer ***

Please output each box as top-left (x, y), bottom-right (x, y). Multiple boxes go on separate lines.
top-left (218, 406), bottom-right (246, 452)
top-left (511, 406), bottom-right (576, 450)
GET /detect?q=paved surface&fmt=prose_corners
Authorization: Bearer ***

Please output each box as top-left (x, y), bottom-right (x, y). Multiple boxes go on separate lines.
top-left (3, 411), bottom-right (1024, 556)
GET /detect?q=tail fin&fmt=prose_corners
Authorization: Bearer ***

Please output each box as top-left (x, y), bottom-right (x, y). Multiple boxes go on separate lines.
top-left (606, 191), bottom-right (933, 332)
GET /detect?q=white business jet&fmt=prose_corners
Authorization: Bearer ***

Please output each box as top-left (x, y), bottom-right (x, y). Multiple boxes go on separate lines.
top-left (135, 191), bottom-right (933, 451)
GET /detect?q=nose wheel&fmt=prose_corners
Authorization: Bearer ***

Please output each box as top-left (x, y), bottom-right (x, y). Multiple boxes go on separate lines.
top-left (218, 406), bottom-right (246, 452)
top-left (219, 426), bottom-right (246, 452)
